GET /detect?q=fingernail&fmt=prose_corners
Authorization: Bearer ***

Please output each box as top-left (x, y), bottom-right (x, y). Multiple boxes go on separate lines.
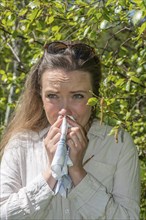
top-left (67, 115), bottom-right (75, 121)
top-left (58, 115), bottom-right (63, 119)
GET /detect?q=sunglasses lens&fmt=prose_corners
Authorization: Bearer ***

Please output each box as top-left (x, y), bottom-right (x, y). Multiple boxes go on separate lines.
top-left (73, 44), bottom-right (94, 60)
top-left (45, 42), bottom-right (94, 60)
top-left (47, 42), bottom-right (67, 54)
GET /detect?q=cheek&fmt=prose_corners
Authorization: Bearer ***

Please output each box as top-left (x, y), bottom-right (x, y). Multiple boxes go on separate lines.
top-left (42, 96), bottom-right (57, 112)
top-left (72, 97), bottom-right (90, 111)
top-left (43, 102), bottom-right (60, 124)
top-left (79, 100), bottom-right (91, 113)
top-left (75, 103), bottom-right (92, 123)
top-left (81, 105), bottom-right (91, 117)
top-left (45, 103), bottom-right (59, 113)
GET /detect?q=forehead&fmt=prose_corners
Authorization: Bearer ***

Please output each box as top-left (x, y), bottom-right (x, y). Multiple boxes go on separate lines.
top-left (41, 69), bottom-right (92, 89)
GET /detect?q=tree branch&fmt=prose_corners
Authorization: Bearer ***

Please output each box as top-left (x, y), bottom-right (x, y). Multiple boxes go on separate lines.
top-left (0, 26), bottom-right (43, 45)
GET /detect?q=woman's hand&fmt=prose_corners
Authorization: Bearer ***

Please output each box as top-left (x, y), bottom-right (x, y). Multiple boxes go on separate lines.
top-left (44, 116), bottom-right (63, 166)
top-left (66, 117), bottom-right (88, 185)
top-left (42, 116), bottom-right (63, 188)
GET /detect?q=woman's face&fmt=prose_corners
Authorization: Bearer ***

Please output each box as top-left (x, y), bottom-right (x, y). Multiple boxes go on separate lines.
top-left (41, 69), bottom-right (93, 128)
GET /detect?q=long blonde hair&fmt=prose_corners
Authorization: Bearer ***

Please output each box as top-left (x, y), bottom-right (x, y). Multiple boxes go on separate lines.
top-left (0, 41), bottom-right (101, 156)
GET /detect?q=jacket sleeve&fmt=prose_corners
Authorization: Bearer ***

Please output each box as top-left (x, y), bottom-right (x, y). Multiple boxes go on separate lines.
top-left (68, 132), bottom-right (140, 220)
top-left (0, 143), bottom-right (55, 220)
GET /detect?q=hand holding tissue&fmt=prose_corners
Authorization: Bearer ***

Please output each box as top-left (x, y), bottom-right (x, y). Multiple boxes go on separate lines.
top-left (51, 116), bottom-right (73, 197)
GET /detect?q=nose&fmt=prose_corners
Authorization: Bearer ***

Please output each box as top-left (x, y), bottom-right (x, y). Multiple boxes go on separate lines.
top-left (58, 108), bottom-right (67, 116)
top-left (58, 108), bottom-right (72, 116)
top-left (58, 99), bottom-right (72, 117)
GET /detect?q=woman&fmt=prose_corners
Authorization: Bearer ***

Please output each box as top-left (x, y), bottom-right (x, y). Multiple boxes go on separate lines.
top-left (0, 41), bottom-right (140, 219)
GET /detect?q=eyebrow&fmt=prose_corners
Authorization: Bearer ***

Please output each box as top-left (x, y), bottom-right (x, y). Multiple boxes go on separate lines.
top-left (45, 90), bottom-right (59, 93)
top-left (45, 90), bottom-right (89, 93)
top-left (70, 90), bottom-right (88, 94)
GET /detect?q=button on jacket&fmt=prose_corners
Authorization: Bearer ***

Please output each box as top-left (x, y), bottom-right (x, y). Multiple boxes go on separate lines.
top-left (0, 120), bottom-right (140, 220)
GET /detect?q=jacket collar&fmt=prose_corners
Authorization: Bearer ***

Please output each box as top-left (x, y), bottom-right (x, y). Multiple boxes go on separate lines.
top-left (87, 119), bottom-right (108, 140)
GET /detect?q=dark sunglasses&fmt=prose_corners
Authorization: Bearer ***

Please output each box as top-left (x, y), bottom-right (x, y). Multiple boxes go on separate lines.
top-left (44, 41), bottom-right (95, 60)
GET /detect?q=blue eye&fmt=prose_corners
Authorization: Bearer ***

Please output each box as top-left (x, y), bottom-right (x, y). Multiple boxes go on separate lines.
top-left (73, 94), bottom-right (84, 99)
top-left (47, 94), bottom-right (58, 99)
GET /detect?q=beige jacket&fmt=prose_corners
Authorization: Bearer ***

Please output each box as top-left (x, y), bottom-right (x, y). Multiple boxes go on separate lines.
top-left (0, 120), bottom-right (140, 219)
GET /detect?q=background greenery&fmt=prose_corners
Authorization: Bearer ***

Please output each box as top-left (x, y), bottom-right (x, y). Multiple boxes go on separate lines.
top-left (0, 0), bottom-right (146, 219)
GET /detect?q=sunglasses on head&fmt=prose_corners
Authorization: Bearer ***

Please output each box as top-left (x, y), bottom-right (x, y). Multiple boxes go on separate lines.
top-left (44, 41), bottom-right (95, 60)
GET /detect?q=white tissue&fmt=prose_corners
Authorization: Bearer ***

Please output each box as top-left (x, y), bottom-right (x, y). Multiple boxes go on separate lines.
top-left (51, 116), bottom-right (74, 197)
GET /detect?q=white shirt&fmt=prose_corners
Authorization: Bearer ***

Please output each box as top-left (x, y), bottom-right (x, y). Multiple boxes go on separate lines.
top-left (0, 120), bottom-right (140, 219)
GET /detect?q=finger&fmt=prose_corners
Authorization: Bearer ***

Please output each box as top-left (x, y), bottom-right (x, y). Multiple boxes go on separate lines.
top-left (48, 127), bottom-right (61, 139)
top-left (67, 139), bottom-right (74, 149)
top-left (45, 117), bottom-right (63, 142)
top-left (50, 116), bottom-right (63, 129)
top-left (51, 132), bottom-right (61, 146)
top-left (44, 131), bottom-right (61, 147)
top-left (68, 127), bottom-right (87, 147)
top-left (67, 118), bottom-right (87, 138)
top-left (68, 133), bottom-right (86, 153)
top-left (69, 130), bottom-right (81, 148)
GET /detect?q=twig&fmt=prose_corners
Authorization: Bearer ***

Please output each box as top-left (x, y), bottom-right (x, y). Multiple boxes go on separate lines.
top-left (0, 26), bottom-right (43, 45)
top-left (1, 35), bottom-right (21, 62)
top-left (102, 26), bottom-right (132, 55)
top-left (7, 42), bottom-right (21, 62)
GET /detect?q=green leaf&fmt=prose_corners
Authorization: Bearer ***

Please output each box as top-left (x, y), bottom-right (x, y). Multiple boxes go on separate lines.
top-left (84, 26), bottom-right (90, 37)
top-left (18, 8), bottom-right (28, 16)
top-left (15, 88), bottom-right (20, 94)
top-left (131, 76), bottom-right (142, 84)
top-left (47, 16), bottom-right (55, 24)
top-left (87, 97), bottom-right (98, 106)
top-left (127, 72), bottom-right (136, 76)
top-left (125, 112), bottom-right (131, 120)
top-left (115, 78), bottom-right (125, 86)
top-left (0, 69), bottom-right (5, 75)
top-left (106, 0), bottom-right (116, 6)
top-left (52, 25), bottom-right (60, 32)
top-left (126, 80), bottom-right (131, 92)
top-left (120, 46), bottom-right (128, 53)
top-left (138, 22), bottom-right (146, 36)
top-left (27, 8), bottom-right (40, 21)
